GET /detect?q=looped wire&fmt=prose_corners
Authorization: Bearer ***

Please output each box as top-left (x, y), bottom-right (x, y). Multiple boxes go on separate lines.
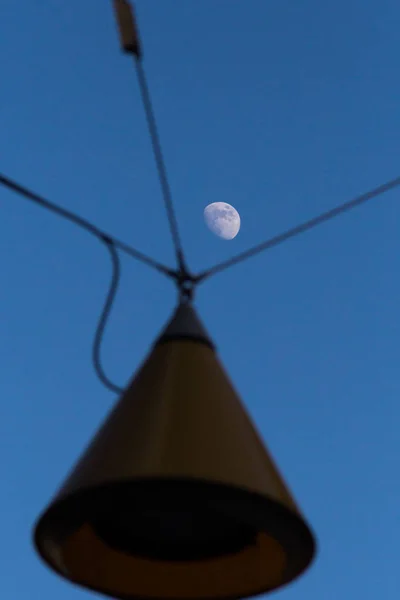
top-left (92, 238), bottom-right (125, 394)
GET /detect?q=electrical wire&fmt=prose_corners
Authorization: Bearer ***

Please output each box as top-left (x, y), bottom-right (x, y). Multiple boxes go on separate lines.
top-left (134, 57), bottom-right (187, 273)
top-left (0, 170), bottom-right (178, 394)
top-left (0, 173), bottom-right (175, 278)
top-left (195, 175), bottom-right (400, 283)
top-left (92, 238), bottom-right (125, 394)
top-left (3, 4), bottom-right (400, 394)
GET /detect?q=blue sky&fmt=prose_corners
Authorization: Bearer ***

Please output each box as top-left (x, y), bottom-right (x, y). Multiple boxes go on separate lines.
top-left (1, 0), bottom-right (400, 598)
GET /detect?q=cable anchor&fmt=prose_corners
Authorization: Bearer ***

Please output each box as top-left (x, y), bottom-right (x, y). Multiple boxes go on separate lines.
top-left (174, 268), bottom-right (196, 303)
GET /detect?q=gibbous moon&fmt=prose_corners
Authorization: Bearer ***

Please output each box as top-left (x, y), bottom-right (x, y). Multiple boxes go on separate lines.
top-left (204, 202), bottom-right (241, 240)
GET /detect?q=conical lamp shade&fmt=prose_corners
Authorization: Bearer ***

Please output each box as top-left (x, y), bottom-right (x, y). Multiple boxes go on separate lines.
top-left (34, 301), bottom-right (315, 600)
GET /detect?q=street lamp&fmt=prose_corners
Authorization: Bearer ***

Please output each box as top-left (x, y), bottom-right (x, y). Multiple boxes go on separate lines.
top-left (34, 300), bottom-right (315, 599)
top-left (31, 2), bottom-right (316, 598)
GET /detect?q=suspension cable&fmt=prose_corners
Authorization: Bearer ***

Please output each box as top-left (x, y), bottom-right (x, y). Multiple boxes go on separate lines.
top-left (134, 58), bottom-right (187, 273)
top-left (113, 0), bottom-right (188, 274)
top-left (0, 173), bottom-right (175, 278)
top-left (0, 171), bottom-right (177, 393)
top-left (195, 175), bottom-right (400, 283)
top-left (4, 2), bottom-right (399, 396)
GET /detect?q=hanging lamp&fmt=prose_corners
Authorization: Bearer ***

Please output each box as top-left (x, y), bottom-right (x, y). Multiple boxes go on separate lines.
top-left (34, 300), bottom-right (315, 600)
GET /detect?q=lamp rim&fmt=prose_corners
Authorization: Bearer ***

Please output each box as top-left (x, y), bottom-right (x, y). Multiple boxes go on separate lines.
top-left (33, 476), bottom-right (316, 600)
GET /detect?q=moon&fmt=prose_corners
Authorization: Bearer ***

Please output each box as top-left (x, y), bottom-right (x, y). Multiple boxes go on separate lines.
top-left (204, 202), bottom-right (241, 240)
